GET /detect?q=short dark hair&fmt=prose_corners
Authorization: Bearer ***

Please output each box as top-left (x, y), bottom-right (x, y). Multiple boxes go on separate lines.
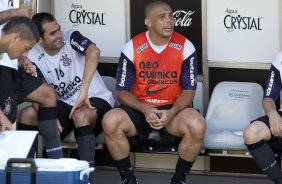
top-left (32, 12), bottom-right (56, 37)
top-left (3, 16), bottom-right (39, 42)
top-left (144, 1), bottom-right (171, 18)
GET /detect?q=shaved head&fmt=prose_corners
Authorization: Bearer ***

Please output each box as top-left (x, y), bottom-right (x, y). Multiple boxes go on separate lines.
top-left (143, 0), bottom-right (174, 45)
top-left (144, 1), bottom-right (171, 18)
top-left (3, 16), bottom-right (39, 42)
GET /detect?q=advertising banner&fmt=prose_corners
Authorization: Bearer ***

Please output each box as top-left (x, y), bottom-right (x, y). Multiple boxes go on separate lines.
top-left (207, 0), bottom-right (280, 63)
top-left (54, 0), bottom-right (127, 57)
top-left (130, 0), bottom-right (203, 74)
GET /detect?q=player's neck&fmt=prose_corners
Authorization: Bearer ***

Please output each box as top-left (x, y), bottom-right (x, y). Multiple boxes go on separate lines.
top-left (148, 31), bottom-right (170, 46)
top-left (41, 45), bottom-right (60, 56)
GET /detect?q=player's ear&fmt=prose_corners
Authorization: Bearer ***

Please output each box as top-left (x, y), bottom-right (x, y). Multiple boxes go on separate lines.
top-left (39, 37), bottom-right (44, 44)
top-left (9, 33), bottom-right (20, 42)
top-left (145, 18), bottom-right (151, 27)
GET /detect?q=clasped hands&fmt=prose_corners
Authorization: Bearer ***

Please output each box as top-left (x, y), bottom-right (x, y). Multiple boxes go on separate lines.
top-left (145, 107), bottom-right (173, 130)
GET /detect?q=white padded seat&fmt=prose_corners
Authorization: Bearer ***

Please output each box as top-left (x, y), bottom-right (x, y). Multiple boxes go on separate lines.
top-left (204, 81), bottom-right (264, 150)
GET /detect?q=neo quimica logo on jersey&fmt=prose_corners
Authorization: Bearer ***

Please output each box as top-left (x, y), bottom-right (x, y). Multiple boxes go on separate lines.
top-left (138, 61), bottom-right (178, 85)
top-left (69, 3), bottom-right (106, 27)
top-left (52, 76), bottom-right (82, 100)
top-left (223, 8), bottom-right (263, 32)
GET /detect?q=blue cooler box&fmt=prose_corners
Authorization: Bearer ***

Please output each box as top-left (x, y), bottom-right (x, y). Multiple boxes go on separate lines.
top-left (0, 158), bottom-right (94, 184)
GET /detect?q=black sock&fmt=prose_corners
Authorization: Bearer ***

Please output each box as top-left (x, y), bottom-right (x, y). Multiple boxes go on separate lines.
top-left (171, 157), bottom-right (193, 183)
top-left (17, 122), bottom-right (38, 131)
top-left (75, 125), bottom-right (95, 167)
top-left (246, 141), bottom-right (282, 183)
top-left (116, 156), bottom-right (136, 181)
top-left (38, 107), bottom-right (63, 158)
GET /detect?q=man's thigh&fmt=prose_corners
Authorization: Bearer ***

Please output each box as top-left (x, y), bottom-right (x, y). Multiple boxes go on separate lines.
top-left (17, 67), bottom-right (43, 104)
top-left (165, 107), bottom-right (203, 137)
top-left (0, 66), bottom-right (21, 122)
top-left (58, 97), bottom-right (113, 138)
top-left (252, 112), bottom-right (282, 150)
top-left (89, 97), bottom-right (112, 135)
top-left (117, 104), bottom-right (153, 146)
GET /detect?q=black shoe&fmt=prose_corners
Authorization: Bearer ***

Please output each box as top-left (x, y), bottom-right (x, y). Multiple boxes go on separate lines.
top-left (120, 178), bottom-right (139, 184)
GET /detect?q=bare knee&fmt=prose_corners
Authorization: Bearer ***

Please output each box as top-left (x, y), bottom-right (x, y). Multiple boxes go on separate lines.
top-left (19, 106), bottom-right (38, 126)
top-left (243, 121), bottom-right (270, 144)
top-left (187, 113), bottom-right (206, 140)
top-left (177, 112), bottom-right (206, 158)
top-left (192, 122), bottom-right (205, 142)
top-left (244, 126), bottom-right (258, 144)
top-left (72, 110), bottom-right (92, 127)
top-left (102, 110), bottom-right (120, 134)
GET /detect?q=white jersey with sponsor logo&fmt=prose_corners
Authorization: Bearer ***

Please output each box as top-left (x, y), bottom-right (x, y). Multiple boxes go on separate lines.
top-left (0, 0), bottom-right (18, 69)
top-left (28, 29), bottom-right (115, 107)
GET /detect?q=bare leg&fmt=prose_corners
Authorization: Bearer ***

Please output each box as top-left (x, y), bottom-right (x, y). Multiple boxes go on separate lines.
top-left (102, 108), bottom-right (138, 182)
top-left (166, 108), bottom-right (205, 184)
top-left (244, 121), bottom-right (282, 183)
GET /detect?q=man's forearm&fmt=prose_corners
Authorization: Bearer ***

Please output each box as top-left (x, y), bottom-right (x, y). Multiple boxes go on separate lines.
top-left (80, 44), bottom-right (99, 95)
top-left (0, 7), bottom-right (32, 24)
top-left (263, 97), bottom-right (278, 116)
top-left (117, 90), bottom-right (152, 114)
top-left (171, 90), bottom-right (195, 115)
top-left (0, 9), bottom-right (18, 24)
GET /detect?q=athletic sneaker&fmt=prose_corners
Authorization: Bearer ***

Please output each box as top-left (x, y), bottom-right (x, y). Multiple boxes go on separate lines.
top-left (120, 178), bottom-right (139, 184)
top-left (169, 180), bottom-right (186, 184)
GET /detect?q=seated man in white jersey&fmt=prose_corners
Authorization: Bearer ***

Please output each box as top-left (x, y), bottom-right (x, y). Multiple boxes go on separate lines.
top-left (18, 13), bottom-right (115, 170)
top-left (244, 51), bottom-right (282, 184)
top-left (0, 17), bottom-right (63, 159)
top-left (102, 1), bottom-right (205, 184)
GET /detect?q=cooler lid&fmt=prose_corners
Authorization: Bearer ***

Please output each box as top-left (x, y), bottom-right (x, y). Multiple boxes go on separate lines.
top-left (35, 158), bottom-right (89, 171)
top-left (0, 131), bottom-right (38, 168)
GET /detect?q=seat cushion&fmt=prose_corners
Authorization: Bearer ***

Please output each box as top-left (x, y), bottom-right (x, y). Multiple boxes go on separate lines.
top-left (204, 130), bottom-right (247, 150)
